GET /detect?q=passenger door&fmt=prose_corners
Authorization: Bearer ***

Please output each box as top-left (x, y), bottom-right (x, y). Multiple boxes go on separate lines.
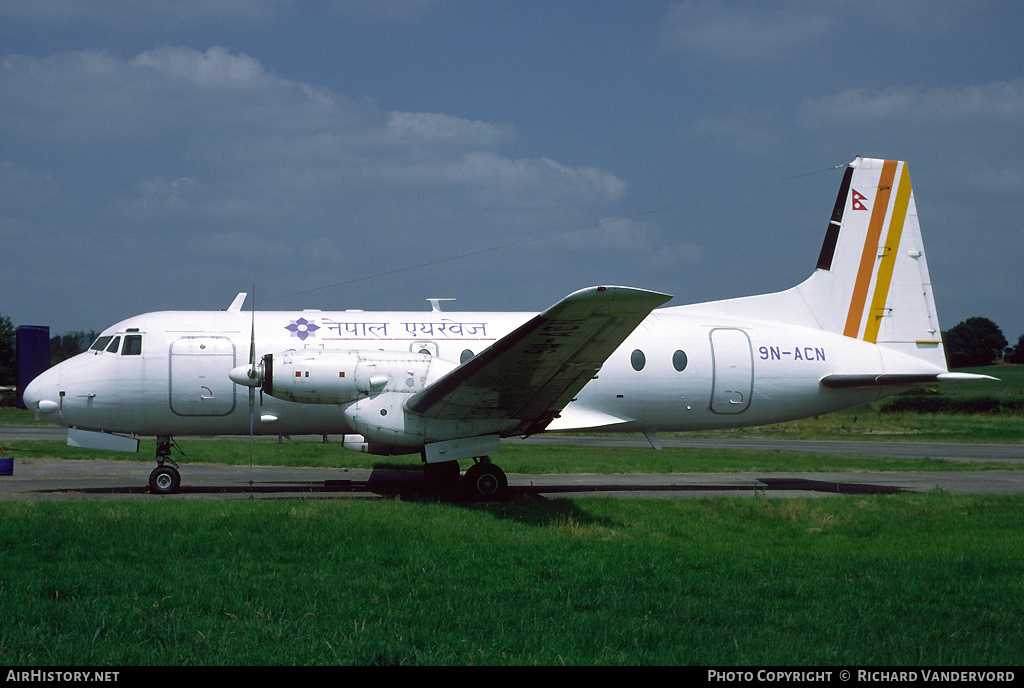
top-left (169, 337), bottom-right (237, 416)
top-left (709, 328), bottom-right (753, 414)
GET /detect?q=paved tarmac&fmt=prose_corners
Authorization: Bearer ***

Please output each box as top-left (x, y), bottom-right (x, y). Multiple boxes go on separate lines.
top-left (2, 425), bottom-right (1021, 501)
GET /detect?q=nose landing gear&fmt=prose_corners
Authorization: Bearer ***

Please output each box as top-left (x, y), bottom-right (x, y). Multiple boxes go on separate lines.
top-left (148, 437), bottom-right (182, 494)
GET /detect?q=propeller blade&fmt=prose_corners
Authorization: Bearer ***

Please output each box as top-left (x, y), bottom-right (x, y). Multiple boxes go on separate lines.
top-left (248, 285), bottom-right (255, 477)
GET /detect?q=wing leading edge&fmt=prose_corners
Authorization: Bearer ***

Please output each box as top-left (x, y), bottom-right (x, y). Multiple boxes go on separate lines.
top-left (407, 286), bottom-right (672, 437)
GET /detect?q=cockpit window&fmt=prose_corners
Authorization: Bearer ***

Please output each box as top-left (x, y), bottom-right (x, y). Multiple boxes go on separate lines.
top-left (123, 334), bottom-right (142, 356)
top-left (89, 333), bottom-right (143, 355)
top-left (90, 336), bottom-right (113, 352)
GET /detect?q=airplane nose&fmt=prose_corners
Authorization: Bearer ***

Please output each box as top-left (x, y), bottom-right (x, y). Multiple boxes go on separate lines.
top-left (22, 370), bottom-right (60, 416)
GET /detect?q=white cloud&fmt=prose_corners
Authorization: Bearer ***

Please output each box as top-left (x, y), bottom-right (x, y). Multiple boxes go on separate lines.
top-left (661, 0), bottom-right (834, 62)
top-left (384, 111), bottom-right (513, 149)
top-left (194, 231), bottom-right (292, 264)
top-left (129, 46), bottom-right (271, 91)
top-left (681, 78), bottom-right (1024, 181)
top-left (0, 0), bottom-right (288, 26)
top-left (0, 163), bottom-right (58, 207)
top-left (330, 0), bottom-right (437, 20)
top-left (0, 47), bottom-right (378, 143)
top-left (685, 104), bottom-right (786, 156)
top-left (552, 217), bottom-right (703, 273)
top-left (557, 217), bottom-right (658, 252)
top-left (965, 165), bottom-right (1024, 196)
top-left (798, 81), bottom-right (1024, 127)
top-left (0, 45), bottom-right (623, 185)
top-left (115, 176), bottom-right (208, 218)
top-left (794, 79), bottom-right (1024, 174)
top-left (660, 0), bottom-right (979, 63)
top-left (1, 45), bottom-right (628, 295)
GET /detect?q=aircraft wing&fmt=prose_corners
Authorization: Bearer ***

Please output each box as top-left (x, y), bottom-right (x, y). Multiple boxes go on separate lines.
top-left (406, 286), bottom-right (672, 436)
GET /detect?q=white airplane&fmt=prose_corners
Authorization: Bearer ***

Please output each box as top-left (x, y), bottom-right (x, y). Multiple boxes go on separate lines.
top-left (23, 157), bottom-right (994, 498)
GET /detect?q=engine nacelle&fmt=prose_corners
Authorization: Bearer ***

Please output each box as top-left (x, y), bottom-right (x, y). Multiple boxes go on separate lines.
top-left (259, 349), bottom-right (454, 404)
top-left (341, 391), bottom-right (517, 454)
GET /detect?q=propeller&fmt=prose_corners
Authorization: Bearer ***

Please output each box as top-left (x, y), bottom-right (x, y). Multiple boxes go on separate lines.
top-left (228, 288), bottom-right (261, 482)
top-left (228, 291), bottom-right (265, 393)
top-left (248, 286), bottom-right (255, 476)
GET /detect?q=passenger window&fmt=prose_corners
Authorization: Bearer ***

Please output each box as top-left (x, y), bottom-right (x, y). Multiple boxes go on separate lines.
top-left (105, 336), bottom-right (121, 353)
top-left (123, 335), bottom-right (142, 356)
top-left (673, 350), bottom-right (688, 372)
top-left (630, 349), bottom-right (646, 371)
top-left (460, 349), bottom-right (475, 364)
top-left (91, 336), bottom-right (112, 352)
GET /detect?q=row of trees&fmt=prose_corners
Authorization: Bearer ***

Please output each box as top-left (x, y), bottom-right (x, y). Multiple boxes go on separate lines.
top-left (943, 317), bottom-right (1023, 368)
top-left (1, 312), bottom-right (1021, 389)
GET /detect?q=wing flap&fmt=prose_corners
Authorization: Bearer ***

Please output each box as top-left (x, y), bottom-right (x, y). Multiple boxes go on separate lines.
top-left (407, 286), bottom-right (671, 436)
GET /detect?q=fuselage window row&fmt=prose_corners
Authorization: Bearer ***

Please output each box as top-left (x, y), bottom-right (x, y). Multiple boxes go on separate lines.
top-left (630, 349), bottom-right (688, 373)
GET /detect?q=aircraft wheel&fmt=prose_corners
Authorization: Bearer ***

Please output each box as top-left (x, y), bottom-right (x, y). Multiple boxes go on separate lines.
top-left (149, 466), bottom-right (181, 495)
top-left (463, 461), bottom-right (508, 501)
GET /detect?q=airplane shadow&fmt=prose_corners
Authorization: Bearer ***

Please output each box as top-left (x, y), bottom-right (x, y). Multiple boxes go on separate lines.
top-left (35, 468), bottom-right (906, 501)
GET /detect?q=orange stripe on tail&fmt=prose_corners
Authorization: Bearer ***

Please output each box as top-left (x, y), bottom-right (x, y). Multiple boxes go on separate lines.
top-left (863, 162), bottom-right (912, 343)
top-left (843, 159), bottom-right (897, 338)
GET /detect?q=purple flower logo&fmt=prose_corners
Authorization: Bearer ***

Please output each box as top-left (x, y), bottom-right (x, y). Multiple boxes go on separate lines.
top-left (285, 317), bottom-right (320, 341)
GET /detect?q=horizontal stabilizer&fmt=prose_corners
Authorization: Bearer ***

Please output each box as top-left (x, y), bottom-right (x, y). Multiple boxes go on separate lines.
top-left (407, 286), bottom-right (671, 436)
top-left (821, 372), bottom-right (998, 389)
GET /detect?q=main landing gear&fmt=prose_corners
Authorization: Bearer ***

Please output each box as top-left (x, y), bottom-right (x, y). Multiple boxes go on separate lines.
top-left (149, 437), bottom-right (181, 495)
top-left (463, 458), bottom-right (508, 500)
top-left (424, 457), bottom-right (508, 501)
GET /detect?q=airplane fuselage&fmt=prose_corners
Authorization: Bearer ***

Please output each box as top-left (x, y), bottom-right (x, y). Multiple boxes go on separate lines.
top-left (24, 158), bottom-right (993, 497)
top-left (31, 304), bottom-right (920, 444)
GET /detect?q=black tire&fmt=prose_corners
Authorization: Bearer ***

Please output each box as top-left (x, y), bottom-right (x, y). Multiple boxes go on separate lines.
top-left (463, 461), bottom-right (508, 501)
top-left (149, 466), bottom-right (181, 494)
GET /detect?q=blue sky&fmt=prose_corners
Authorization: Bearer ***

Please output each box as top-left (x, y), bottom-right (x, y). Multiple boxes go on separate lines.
top-left (2, 0), bottom-right (1022, 344)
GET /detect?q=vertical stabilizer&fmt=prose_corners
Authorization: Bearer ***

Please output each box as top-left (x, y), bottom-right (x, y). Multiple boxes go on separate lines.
top-left (796, 157), bottom-right (944, 367)
top-left (671, 157), bottom-right (947, 370)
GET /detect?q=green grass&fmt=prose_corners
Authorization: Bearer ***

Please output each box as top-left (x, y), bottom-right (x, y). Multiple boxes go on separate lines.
top-left (0, 406), bottom-right (47, 424)
top-left (3, 438), bottom-right (1020, 475)
top-left (1, 494), bottom-right (1022, 665)
top-left (2, 367), bottom-right (1020, 666)
top-left (941, 364), bottom-right (1024, 397)
top-left (683, 408), bottom-right (1024, 443)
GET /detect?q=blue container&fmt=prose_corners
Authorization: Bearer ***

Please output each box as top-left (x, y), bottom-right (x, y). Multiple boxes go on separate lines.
top-left (17, 325), bottom-right (50, 409)
top-left (0, 457), bottom-right (12, 476)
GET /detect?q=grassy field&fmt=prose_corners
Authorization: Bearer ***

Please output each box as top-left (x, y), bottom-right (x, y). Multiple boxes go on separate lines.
top-left (1, 365), bottom-right (1020, 666)
top-left (1, 494), bottom-right (1023, 666)
top-left (3, 437), bottom-right (1021, 476)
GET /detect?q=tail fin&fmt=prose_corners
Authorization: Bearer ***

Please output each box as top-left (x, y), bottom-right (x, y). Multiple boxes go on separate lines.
top-left (798, 157), bottom-right (944, 366)
top-left (673, 157), bottom-right (947, 369)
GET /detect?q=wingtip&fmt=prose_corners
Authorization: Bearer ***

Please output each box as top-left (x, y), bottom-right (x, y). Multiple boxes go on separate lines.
top-left (565, 285), bottom-right (673, 305)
